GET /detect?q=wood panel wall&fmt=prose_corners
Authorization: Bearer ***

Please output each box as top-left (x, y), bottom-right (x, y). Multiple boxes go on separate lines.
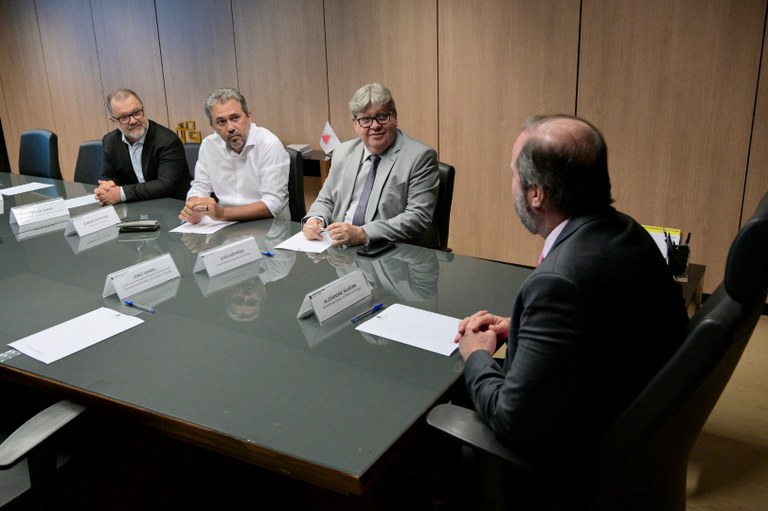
top-left (578, 0), bottom-right (766, 291)
top-left (0, 0), bottom-right (766, 294)
top-left (438, 0), bottom-right (580, 264)
top-left (157, 0), bottom-right (238, 141)
top-left (325, 0), bottom-right (438, 148)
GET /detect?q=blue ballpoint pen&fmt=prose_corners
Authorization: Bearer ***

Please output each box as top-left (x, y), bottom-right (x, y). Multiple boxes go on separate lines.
top-left (351, 303), bottom-right (384, 324)
top-left (261, 251), bottom-right (275, 257)
top-left (124, 299), bottom-right (156, 314)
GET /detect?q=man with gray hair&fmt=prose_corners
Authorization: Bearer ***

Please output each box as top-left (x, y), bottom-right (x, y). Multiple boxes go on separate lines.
top-left (97, 88), bottom-right (190, 204)
top-left (302, 83), bottom-right (438, 247)
top-left (179, 87), bottom-right (289, 223)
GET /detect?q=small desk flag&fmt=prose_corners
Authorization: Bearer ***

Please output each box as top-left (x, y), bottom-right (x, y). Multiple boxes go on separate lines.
top-left (320, 120), bottom-right (340, 155)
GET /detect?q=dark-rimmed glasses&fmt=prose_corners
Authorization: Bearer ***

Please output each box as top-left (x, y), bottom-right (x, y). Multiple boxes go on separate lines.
top-left (113, 109), bottom-right (145, 124)
top-left (355, 111), bottom-right (394, 128)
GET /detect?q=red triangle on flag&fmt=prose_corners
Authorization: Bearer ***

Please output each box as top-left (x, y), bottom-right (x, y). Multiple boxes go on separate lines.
top-left (322, 135), bottom-right (331, 144)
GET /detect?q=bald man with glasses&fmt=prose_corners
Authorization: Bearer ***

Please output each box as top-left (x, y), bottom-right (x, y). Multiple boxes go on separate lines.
top-left (302, 83), bottom-right (439, 248)
top-left (96, 88), bottom-right (190, 205)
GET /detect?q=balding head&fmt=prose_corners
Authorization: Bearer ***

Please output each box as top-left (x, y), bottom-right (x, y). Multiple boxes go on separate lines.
top-left (515, 114), bottom-right (613, 217)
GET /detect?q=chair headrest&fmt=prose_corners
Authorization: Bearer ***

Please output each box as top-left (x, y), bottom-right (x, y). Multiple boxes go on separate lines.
top-left (725, 192), bottom-right (768, 304)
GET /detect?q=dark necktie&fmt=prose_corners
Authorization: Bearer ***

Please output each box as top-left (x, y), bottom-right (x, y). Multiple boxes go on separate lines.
top-left (352, 155), bottom-right (380, 226)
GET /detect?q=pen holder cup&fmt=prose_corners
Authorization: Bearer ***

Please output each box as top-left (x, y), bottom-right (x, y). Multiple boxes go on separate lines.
top-left (668, 245), bottom-right (690, 277)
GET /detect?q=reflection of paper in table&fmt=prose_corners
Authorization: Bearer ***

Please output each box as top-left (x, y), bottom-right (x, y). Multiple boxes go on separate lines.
top-left (354, 303), bottom-right (459, 356)
top-left (171, 215), bottom-right (236, 234)
top-left (0, 182), bottom-right (54, 196)
top-left (9, 307), bottom-right (143, 364)
top-left (275, 231), bottom-right (332, 253)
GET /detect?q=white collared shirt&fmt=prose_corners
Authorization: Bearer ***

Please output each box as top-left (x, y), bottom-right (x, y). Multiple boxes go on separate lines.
top-left (120, 130), bottom-right (148, 202)
top-left (187, 123), bottom-right (290, 220)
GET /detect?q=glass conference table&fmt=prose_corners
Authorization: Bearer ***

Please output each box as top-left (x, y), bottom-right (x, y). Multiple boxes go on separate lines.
top-left (0, 173), bottom-right (532, 495)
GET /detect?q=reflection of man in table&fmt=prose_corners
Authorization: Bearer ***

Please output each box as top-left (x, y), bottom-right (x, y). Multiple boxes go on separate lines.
top-left (302, 83), bottom-right (438, 247)
top-left (225, 277), bottom-right (267, 322)
top-left (182, 218), bottom-right (296, 286)
top-left (322, 244), bottom-right (439, 302)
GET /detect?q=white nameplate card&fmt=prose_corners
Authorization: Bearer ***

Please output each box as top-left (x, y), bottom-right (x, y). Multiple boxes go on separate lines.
top-left (193, 236), bottom-right (262, 277)
top-left (102, 253), bottom-right (181, 301)
top-left (9, 197), bottom-right (69, 227)
top-left (64, 205), bottom-right (121, 237)
top-left (297, 269), bottom-right (372, 324)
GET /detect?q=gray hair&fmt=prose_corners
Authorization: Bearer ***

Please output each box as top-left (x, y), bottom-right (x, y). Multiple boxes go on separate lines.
top-left (105, 88), bottom-right (143, 116)
top-left (348, 83), bottom-right (397, 117)
top-left (517, 114), bottom-right (613, 217)
top-left (204, 87), bottom-right (249, 124)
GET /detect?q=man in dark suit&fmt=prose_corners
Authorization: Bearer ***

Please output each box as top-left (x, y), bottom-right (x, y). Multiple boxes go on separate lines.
top-left (96, 88), bottom-right (189, 204)
top-left (302, 83), bottom-right (438, 247)
top-left (453, 114), bottom-right (689, 509)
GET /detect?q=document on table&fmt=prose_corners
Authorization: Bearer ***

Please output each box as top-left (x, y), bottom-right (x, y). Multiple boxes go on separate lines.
top-left (8, 307), bottom-right (144, 364)
top-left (171, 215), bottom-right (236, 234)
top-left (275, 230), bottom-right (332, 253)
top-left (0, 182), bottom-right (54, 196)
top-left (354, 303), bottom-right (460, 356)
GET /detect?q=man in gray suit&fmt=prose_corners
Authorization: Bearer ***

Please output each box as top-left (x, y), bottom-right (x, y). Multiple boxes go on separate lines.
top-left (302, 83), bottom-right (438, 247)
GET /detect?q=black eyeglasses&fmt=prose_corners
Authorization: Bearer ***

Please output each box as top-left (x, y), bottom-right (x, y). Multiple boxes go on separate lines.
top-left (113, 109), bottom-right (145, 124)
top-left (355, 111), bottom-right (394, 128)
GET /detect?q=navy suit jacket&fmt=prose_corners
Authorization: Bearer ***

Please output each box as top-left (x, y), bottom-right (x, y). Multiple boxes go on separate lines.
top-left (100, 120), bottom-right (190, 201)
top-left (463, 208), bottom-right (688, 508)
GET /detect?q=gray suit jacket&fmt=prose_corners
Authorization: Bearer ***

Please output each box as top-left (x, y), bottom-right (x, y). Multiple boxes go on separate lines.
top-left (463, 208), bottom-right (688, 509)
top-left (303, 130), bottom-right (439, 247)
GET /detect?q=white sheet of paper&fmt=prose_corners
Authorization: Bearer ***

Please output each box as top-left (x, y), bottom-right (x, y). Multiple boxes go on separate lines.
top-left (64, 193), bottom-right (99, 209)
top-left (0, 182), bottom-right (54, 196)
top-left (354, 303), bottom-right (460, 356)
top-left (171, 215), bottom-right (236, 234)
top-left (8, 307), bottom-right (144, 364)
top-left (275, 231), bottom-right (332, 253)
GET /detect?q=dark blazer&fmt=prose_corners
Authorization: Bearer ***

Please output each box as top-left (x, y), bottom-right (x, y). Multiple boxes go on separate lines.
top-left (463, 208), bottom-right (689, 510)
top-left (101, 120), bottom-right (190, 201)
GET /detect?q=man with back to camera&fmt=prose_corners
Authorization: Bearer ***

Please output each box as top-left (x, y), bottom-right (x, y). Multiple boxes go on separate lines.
top-left (302, 83), bottom-right (439, 247)
top-left (375, 114), bottom-right (689, 510)
top-left (96, 88), bottom-right (190, 204)
top-left (179, 87), bottom-right (289, 223)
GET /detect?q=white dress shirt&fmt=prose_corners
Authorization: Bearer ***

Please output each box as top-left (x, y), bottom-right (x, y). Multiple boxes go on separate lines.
top-left (119, 130), bottom-right (147, 202)
top-left (188, 123), bottom-right (290, 220)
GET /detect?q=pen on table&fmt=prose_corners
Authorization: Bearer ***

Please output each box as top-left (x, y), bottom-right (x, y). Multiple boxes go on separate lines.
top-left (261, 251), bottom-right (274, 257)
top-left (351, 303), bottom-right (384, 324)
top-left (124, 299), bottom-right (156, 314)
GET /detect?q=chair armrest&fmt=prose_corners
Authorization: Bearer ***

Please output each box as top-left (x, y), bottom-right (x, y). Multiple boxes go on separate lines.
top-left (426, 403), bottom-right (537, 471)
top-left (0, 400), bottom-right (86, 469)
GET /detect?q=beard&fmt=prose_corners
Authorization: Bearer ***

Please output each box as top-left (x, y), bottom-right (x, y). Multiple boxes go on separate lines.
top-left (515, 191), bottom-right (539, 235)
top-left (121, 122), bottom-right (146, 143)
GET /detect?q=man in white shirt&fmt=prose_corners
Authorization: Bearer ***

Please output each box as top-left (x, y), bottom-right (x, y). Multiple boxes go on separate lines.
top-left (179, 87), bottom-right (289, 223)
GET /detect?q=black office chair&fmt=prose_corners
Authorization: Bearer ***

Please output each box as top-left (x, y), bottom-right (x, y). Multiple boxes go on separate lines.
top-left (427, 191), bottom-right (768, 511)
top-left (183, 142), bottom-right (199, 179)
top-left (18, 130), bottom-right (62, 180)
top-left (0, 399), bottom-right (86, 510)
top-left (73, 140), bottom-right (104, 184)
top-left (0, 118), bottom-right (11, 173)
top-left (285, 147), bottom-right (306, 222)
top-left (435, 162), bottom-right (455, 251)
